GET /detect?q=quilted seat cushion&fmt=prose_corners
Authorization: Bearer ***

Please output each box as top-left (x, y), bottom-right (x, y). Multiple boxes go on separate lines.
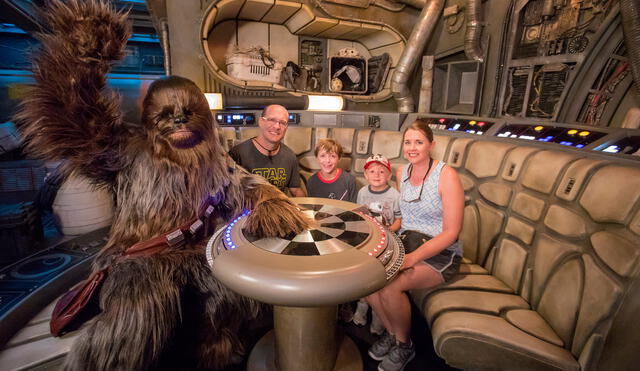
top-left (432, 311), bottom-right (579, 371)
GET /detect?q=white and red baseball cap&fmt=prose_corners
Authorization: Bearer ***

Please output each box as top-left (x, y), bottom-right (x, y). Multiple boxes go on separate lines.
top-left (364, 154), bottom-right (391, 171)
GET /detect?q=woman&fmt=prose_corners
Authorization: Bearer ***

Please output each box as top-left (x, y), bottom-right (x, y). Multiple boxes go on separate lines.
top-left (367, 118), bottom-right (464, 371)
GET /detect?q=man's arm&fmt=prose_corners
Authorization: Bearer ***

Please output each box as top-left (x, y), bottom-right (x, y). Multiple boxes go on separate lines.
top-left (289, 187), bottom-right (306, 197)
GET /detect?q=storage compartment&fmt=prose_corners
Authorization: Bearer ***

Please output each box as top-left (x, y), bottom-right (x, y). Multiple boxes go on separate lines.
top-left (226, 48), bottom-right (283, 84)
top-left (329, 56), bottom-right (367, 94)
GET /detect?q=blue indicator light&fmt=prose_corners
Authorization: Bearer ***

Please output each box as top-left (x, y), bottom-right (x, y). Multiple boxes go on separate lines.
top-left (576, 144), bottom-right (584, 148)
top-left (559, 141), bottom-right (573, 146)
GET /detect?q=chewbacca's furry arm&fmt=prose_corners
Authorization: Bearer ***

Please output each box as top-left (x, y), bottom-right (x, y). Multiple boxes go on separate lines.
top-left (13, 0), bottom-right (131, 185)
top-left (237, 171), bottom-right (310, 238)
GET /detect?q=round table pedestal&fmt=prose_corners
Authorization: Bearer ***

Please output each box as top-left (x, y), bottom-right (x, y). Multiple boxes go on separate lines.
top-left (248, 306), bottom-right (362, 371)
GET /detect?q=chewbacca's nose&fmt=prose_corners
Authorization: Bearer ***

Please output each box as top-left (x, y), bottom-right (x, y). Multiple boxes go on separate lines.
top-left (173, 116), bottom-right (187, 124)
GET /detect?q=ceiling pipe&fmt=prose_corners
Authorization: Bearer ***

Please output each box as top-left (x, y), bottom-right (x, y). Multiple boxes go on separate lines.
top-left (464, 0), bottom-right (484, 62)
top-left (391, 0), bottom-right (445, 112)
top-left (620, 0), bottom-right (640, 101)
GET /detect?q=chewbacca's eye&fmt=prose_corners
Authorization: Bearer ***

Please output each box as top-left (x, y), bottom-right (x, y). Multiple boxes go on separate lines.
top-left (183, 108), bottom-right (192, 116)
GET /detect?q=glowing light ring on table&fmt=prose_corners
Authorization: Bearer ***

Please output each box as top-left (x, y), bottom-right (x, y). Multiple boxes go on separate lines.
top-left (206, 198), bottom-right (405, 307)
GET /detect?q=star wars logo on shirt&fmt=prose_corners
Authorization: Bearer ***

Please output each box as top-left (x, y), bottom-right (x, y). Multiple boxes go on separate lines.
top-left (253, 167), bottom-right (288, 188)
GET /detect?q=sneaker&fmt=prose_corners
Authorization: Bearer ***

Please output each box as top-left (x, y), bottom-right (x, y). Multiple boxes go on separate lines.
top-left (368, 332), bottom-right (395, 361)
top-left (352, 301), bottom-right (369, 326)
top-left (370, 311), bottom-right (385, 335)
top-left (378, 342), bottom-right (415, 371)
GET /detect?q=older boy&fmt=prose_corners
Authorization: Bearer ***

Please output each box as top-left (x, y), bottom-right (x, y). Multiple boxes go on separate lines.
top-left (306, 138), bottom-right (357, 202)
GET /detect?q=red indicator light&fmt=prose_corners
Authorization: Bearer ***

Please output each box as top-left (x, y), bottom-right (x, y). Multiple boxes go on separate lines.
top-left (439, 118), bottom-right (446, 123)
top-left (478, 122), bottom-right (485, 127)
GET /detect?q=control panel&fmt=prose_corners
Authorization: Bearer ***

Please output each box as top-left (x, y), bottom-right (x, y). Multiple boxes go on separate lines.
top-left (496, 124), bottom-right (606, 148)
top-left (427, 117), bottom-right (495, 135)
top-left (215, 113), bottom-right (255, 125)
top-left (596, 135), bottom-right (640, 155)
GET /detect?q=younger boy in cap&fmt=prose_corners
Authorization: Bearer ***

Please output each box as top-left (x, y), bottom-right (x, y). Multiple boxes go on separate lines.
top-left (353, 154), bottom-right (402, 332)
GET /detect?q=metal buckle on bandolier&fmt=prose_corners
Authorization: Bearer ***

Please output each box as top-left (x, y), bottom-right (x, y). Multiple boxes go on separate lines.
top-left (166, 229), bottom-right (185, 247)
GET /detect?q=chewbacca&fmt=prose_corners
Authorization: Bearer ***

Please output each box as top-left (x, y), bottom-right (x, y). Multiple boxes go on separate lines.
top-left (14, 1), bottom-right (309, 370)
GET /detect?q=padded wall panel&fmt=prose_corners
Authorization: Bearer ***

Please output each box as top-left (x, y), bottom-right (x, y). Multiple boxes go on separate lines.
top-left (371, 130), bottom-right (403, 159)
top-left (283, 127), bottom-right (313, 155)
top-left (315, 127), bottom-right (329, 142)
top-left (298, 155), bottom-right (319, 171)
top-left (478, 182), bottom-right (512, 207)
top-left (459, 173), bottom-right (475, 192)
top-left (354, 158), bottom-right (366, 173)
top-left (355, 129), bottom-right (371, 154)
top-left (531, 234), bottom-right (581, 307)
top-left (505, 217), bottom-right (535, 245)
top-left (476, 200), bottom-right (506, 266)
top-left (238, 0), bottom-right (274, 21)
top-left (284, 5), bottom-right (314, 33)
top-left (447, 138), bottom-right (474, 168)
top-left (215, 0), bottom-right (245, 24)
top-left (316, 20), bottom-right (361, 38)
top-left (502, 147), bottom-right (539, 182)
top-left (512, 192), bottom-right (546, 221)
top-left (465, 142), bottom-right (513, 179)
top-left (590, 231), bottom-right (639, 277)
top-left (505, 309), bottom-right (564, 347)
top-left (555, 159), bottom-right (605, 202)
top-left (537, 258), bottom-right (583, 349)
top-left (580, 165), bottom-right (640, 223)
top-left (631, 210), bottom-right (640, 235)
top-left (493, 238), bottom-right (528, 292)
top-left (239, 127), bottom-right (260, 141)
top-left (296, 17), bottom-right (339, 36)
top-left (544, 205), bottom-right (588, 239)
top-left (261, 0), bottom-right (301, 23)
top-left (521, 151), bottom-right (576, 194)
top-left (571, 255), bottom-right (622, 356)
top-left (331, 128), bottom-right (355, 154)
top-left (461, 205), bottom-right (479, 262)
top-left (432, 135), bottom-right (452, 162)
top-left (219, 127), bottom-right (237, 150)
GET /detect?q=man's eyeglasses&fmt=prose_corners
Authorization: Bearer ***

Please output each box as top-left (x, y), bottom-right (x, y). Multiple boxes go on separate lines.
top-left (261, 116), bottom-right (288, 127)
top-left (402, 158), bottom-right (433, 203)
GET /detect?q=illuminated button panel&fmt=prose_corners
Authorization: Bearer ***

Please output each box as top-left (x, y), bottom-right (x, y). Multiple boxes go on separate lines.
top-left (496, 124), bottom-right (606, 148)
top-left (426, 118), bottom-right (495, 135)
top-left (597, 136), bottom-right (640, 155)
top-left (215, 113), bottom-right (255, 125)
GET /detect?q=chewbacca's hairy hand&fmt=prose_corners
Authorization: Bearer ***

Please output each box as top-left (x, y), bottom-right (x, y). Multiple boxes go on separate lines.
top-left (244, 198), bottom-right (310, 238)
top-left (40, 0), bottom-right (130, 65)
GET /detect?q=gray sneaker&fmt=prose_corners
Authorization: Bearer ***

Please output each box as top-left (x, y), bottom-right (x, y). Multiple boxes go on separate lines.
top-left (368, 332), bottom-right (395, 361)
top-left (378, 342), bottom-right (416, 371)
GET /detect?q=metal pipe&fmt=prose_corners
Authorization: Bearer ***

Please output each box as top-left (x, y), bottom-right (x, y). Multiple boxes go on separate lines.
top-left (391, 0), bottom-right (445, 112)
top-left (620, 0), bottom-right (640, 100)
top-left (464, 0), bottom-right (484, 62)
top-left (161, 20), bottom-right (171, 76)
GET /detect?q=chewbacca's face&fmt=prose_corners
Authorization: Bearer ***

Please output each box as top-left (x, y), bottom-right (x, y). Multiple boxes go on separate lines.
top-left (142, 76), bottom-right (213, 152)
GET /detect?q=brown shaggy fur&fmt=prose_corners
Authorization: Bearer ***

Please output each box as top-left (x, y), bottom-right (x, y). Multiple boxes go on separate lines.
top-left (14, 1), bottom-right (309, 370)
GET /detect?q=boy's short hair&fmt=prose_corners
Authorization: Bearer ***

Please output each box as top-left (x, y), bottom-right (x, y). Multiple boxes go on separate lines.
top-left (364, 154), bottom-right (391, 172)
top-left (314, 138), bottom-right (343, 158)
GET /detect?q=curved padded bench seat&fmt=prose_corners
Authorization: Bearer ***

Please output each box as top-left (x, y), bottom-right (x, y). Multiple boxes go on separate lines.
top-left (201, 0), bottom-right (406, 101)
top-left (226, 125), bottom-right (640, 370)
top-left (432, 311), bottom-right (580, 371)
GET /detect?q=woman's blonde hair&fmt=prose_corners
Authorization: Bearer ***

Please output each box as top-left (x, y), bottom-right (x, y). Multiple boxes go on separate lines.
top-left (314, 138), bottom-right (343, 158)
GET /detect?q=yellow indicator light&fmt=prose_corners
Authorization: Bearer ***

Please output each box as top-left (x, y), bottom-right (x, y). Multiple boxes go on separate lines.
top-left (578, 131), bottom-right (590, 136)
top-left (469, 120), bottom-right (476, 125)
top-left (567, 129), bottom-right (578, 135)
top-left (534, 126), bottom-right (544, 131)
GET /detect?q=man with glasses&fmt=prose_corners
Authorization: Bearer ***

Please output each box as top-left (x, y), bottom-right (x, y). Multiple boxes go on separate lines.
top-left (229, 104), bottom-right (305, 197)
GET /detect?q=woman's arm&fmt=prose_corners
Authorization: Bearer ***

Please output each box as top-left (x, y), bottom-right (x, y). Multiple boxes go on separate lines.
top-left (402, 165), bottom-right (464, 268)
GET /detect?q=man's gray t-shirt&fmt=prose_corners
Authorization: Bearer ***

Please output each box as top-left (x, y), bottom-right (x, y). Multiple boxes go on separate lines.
top-left (229, 139), bottom-right (301, 191)
top-left (357, 186), bottom-right (401, 226)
